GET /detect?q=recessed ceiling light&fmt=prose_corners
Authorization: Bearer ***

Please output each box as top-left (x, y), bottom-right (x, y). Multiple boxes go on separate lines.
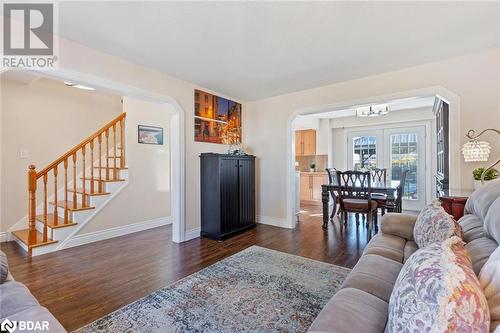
top-left (64, 81), bottom-right (95, 91)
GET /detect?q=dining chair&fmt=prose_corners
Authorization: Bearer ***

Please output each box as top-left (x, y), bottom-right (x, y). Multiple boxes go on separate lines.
top-left (370, 168), bottom-right (388, 215)
top-left (326, 168), bottom-right (339, 219)
top-left (386, 169), bottom-right (410, 213)
top-left (336, 170), bottom-right (378, 237)
top-left (395, 170), bottom-right (410, 213)
top-left (371, 168), bottom-right (387, 183)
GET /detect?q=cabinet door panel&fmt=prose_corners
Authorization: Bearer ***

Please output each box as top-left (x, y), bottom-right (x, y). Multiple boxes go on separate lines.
top-left (295, 131), bottom-right (303, 156)
top-left (220, 159), bottom-right (239, 233)
top-left (300, 174), bottom-right (311, 200)
top-left (312, 174), bottom-right (327, 201)
top-left (238, 159), bottom-right (255, 228)
top-left (302, 130), bottom-right (316, 156)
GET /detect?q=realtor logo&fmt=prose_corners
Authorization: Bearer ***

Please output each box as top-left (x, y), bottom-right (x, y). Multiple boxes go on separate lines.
top-left (0, 318), bottom-right (16, 333)
top-left (1, 2), bottom-right (58, 68)
top-left (3, 3), bottom-right (53, 55)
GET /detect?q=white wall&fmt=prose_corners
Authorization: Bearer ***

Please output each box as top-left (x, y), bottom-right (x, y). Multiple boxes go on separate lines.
top-left (245, 49), bottom-right (500, 223)
top-left (0, 77), bottom-right (122, 232)
top-left (77, 97), bottom-right (171, 234)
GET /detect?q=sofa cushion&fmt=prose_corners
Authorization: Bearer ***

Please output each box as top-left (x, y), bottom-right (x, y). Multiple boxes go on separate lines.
top-left (363, 233), bottom-right (405, 263)
top-left (403, 241), bottom-right (418, 262)
top-left (484, 196), bottom-right (500, 244)
top-left (308, 288), bottom-right (388, 333)
top-left (4, 306), bottom-right (66, 332)
top-left (381, 213), bottom-right (417, 241)
top-left (0, 251), bottom-right (8, 284)
top-left (342, 254), bottom-right (402, 302)
top-left (413, 201), bottom-right (463, 248)
top-left (465, 178), bottom-right (500, 220)
top-left (466, 237), bottom-right (499, 276)
top-left (0, 281), bottom-right (40, 320)
top-left (479, 246), bottom-right (500, 332)
top-left (459, 214), bottom-right (487, 242)
top-left (387, 237), bottom-right (490, 333)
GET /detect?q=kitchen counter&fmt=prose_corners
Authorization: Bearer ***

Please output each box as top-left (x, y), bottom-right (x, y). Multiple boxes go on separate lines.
top-left (299, 171), bottom-right (328, 175)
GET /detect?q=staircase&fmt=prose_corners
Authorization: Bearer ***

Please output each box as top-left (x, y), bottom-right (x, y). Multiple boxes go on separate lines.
top-left (11, 113), bottom-right (128, 256)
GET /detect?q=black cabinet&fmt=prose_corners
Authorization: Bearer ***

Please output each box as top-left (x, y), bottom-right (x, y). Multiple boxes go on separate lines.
top-left (200, 153), bottom-right (256, 240)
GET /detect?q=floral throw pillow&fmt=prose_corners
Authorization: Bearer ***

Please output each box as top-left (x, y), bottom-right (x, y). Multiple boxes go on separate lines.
top-left (413, 200), bottom-right (463, 248)
top-left (387, 237), bottom-right (490, 333)
top-left (479, 246), bottom-right (500, 332)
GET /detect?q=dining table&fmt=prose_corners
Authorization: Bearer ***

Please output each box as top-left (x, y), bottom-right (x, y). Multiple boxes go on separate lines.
top-left (321, 180), bottom-right (399, 229)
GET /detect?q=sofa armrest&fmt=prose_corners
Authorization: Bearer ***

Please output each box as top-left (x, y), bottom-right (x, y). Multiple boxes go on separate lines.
top-left (381, 213), bottom-right (418, 241)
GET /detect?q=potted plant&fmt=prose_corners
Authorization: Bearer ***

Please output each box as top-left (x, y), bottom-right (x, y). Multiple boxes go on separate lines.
top-left (473, 167), bottom-right (499, 189)
top-left (309, 162), bottom-right (316, 172)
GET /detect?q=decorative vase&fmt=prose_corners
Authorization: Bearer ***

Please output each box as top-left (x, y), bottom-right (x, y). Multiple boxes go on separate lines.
top-left (474, 179), bottom-right (489, 190)
top-left (310, 168), bottom-right (315, 172)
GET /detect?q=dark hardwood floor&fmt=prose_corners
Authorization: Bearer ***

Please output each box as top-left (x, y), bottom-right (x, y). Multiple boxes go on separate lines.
top-left (2, 204), bottom-right (371, 331)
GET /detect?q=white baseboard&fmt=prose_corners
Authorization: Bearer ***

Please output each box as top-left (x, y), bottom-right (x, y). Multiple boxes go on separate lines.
top-left (62, 216), bottom-right (172, 249)
top-left (184, 227), bottom-right (201, 241)
top-left (257, 215), bottom-right (293, 229)
top-left (0, 232), bottom-right (9, 243)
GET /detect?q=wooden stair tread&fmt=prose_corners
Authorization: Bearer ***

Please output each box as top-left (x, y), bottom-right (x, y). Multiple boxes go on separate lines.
top-left (81, 177), bottom-right (125, 182)
top-left (12, 229), bottom-right (57, 248)
top-left (68, 188), bottom-right (111, 196)
top-left (36, 214), bottom-right (77, 228)
top-left (52, 200), bottom-right (95, 211)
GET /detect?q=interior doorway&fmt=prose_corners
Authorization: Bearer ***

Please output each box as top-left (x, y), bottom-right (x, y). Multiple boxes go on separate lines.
top-left (0, 68), bottom-right (185, 244)
top-left (288, 88), bottom-right (460, 228)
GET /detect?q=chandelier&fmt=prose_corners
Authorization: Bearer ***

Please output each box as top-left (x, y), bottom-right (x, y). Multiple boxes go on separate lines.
top-left (356, 105), bottom-right (389, 117)
top-left (462, 128), bottom-right (499, 183)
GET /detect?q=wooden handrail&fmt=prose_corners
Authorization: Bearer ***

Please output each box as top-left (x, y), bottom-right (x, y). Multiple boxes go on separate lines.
top-left (35, 113), bottom-right (126, 179)
top-left (27, 112), bottom-right (126, 253)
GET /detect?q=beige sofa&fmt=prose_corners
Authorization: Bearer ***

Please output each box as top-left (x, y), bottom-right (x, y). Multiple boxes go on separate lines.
top-left (0, 251), bottom-right (66, 333)
top-left (309, 179), bottom-right (500, 333)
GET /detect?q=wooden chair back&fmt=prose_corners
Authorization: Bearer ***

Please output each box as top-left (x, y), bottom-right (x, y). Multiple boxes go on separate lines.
top-left (395, 170), bottom-right (410, 212)
top-left (326, 168), bottom-right (337, 185)
top-left (336, 170), bottom-right (373, 201)
top-left (371, 168), bottom-right (387, 184)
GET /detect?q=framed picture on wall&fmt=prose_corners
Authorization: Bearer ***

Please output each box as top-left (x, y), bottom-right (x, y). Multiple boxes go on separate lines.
top-left (138, 125), bottom-right (164, 145)
top-left (194, 89), bottom-right (242, 144)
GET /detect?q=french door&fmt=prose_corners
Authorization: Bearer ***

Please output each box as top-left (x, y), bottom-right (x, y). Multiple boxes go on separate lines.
top-left (347, 126), bottom-right (426, 211)
top-left (383, 126), bottom-right (426, 211)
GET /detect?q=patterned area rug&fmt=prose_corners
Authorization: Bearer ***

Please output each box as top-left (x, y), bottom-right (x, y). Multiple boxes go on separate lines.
top-left (75, 246), bottom-right (350, 333)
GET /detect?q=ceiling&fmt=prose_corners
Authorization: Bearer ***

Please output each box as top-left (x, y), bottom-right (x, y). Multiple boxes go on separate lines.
top-left (299, 96), bottom-right (436, 120)
top-left (59, 2), bottom-right (500, 101)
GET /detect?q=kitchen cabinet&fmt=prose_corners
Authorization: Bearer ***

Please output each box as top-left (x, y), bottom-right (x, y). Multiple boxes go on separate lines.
top-left (300, 172), bottom-right (328, 204)
top-left (295, 129), bottom-right (316, 156)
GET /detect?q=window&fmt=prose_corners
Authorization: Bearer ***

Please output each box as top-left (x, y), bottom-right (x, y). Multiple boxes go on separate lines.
top-left (352, 136), bottom-right (377, 170)
top-left (205, 95), bottom-right (209, 103)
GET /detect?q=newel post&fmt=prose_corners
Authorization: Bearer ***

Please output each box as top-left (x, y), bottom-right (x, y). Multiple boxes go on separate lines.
top-left (28, 165), bottom-right (37, 248)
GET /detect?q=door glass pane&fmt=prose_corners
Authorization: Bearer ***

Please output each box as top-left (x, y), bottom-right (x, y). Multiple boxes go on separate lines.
top-left (352, 136), bottom-right (377, 170)
top-left (390, 133), bottom-right (418, 200)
